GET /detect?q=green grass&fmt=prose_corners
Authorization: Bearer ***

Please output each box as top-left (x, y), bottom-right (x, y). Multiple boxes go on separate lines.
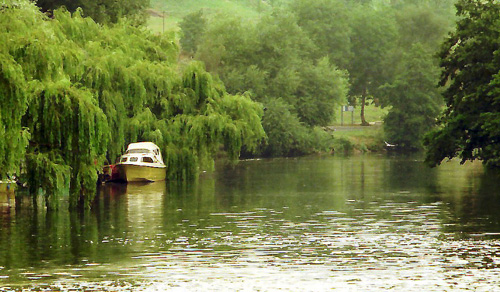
top-left (146, 12), bottom-right (180, 34)
top-left (332, 125), bottom-right (385, 153)
top-left (329, 104), bottom-right (389, 152)
top-left (148, 0), bottom-right (265, 33)
top-left (333, 125), bottom-right (384, 141)
top-left (333, 103), bottom-right (389, 126)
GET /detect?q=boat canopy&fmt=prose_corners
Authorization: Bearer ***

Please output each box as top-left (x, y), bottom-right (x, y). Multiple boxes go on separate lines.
top-left (126, 142), bottom-right (160, 153)
top-left (124, 142), bottom-right (164, 164)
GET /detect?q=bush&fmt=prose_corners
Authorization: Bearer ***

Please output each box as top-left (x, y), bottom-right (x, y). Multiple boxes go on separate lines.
top-left (257, 99), bottom-right (340, 157)
top-left (332, 137), bottom-right (354, 155)
top-left (309, 126), bottom-right (335, 153)
top-left (259, 99), bottom-right (309, 157)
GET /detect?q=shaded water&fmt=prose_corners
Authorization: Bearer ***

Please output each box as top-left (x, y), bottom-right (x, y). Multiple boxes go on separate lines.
top-left (1, 155), bottom-right (500, 291)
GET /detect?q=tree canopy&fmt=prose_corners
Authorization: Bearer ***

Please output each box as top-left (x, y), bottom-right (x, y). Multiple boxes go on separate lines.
top-left (35, 0), bottom-right (150, 24)
top-left (347, 5), bottom-right (398, 125)
top-left (382, 44), bottom-right (442, 149)
top-left (191, 9), bottom-right (348, 156)
top-left (286, 0), bottom-right (352, 69)
top-left (179, 0), bottom-right (456, 155)
top-left (0, 1), bottom-right (265, 209)
top-left (179, 9), bottom-right (206, 55)
top-left (425, 0), bottom-right (500, 168)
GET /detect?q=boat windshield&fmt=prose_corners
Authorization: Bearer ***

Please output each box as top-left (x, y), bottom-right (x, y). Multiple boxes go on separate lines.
top-left (126, 149), bottom-right (151, 154)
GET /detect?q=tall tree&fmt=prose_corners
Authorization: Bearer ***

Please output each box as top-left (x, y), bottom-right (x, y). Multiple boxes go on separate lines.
top-left (347, 5), bottom-right (398, 125)
top-left (179, 10), bottom-right (207, 55)
top-left (381, 44), bottom-right (441, 149)
top-left (425, 0), bottom-right (500, 168)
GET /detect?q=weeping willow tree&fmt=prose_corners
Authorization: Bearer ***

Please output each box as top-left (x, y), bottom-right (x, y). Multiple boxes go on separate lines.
top-left (0, 1), bottom-right (265, 209)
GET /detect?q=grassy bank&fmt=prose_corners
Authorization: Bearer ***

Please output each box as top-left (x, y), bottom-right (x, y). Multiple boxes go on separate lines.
top-left (332, 125), bottom-right (385, 154)
top-left (148, 0), bottom-right (264, 33)
top-left (330, 104), bottom-right (388, 153)
top-left (332, 103), bottom-right (389, 126)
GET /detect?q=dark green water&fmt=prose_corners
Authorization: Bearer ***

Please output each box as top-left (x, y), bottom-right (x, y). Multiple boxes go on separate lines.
top-left (1, 154), bottom-right (500, 291)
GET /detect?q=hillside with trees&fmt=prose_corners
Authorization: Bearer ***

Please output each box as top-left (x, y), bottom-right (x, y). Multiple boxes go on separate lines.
top-left (33, 0), bottom-right (457, 155)
top-left (3, 0), bottom-right (479, 210)
top-left (176, 0), bottom-right (456, 153)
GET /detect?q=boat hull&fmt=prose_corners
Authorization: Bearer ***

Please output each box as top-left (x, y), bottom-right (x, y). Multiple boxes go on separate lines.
top-left (115, 164), bottom-right (166, 182)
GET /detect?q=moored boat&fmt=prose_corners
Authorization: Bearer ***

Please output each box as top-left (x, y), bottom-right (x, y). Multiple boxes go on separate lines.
top-left (112, 142), bottom-right (166, 183)
top-left (0, 180), bottom-right (16, 193)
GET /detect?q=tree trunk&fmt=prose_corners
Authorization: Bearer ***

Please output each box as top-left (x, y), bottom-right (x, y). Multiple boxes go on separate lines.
top-left (360, 95), bottom-right (370, 126)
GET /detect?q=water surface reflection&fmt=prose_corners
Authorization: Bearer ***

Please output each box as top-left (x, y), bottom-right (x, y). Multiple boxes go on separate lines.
top-left (0, 155), bottom-right (500, 291)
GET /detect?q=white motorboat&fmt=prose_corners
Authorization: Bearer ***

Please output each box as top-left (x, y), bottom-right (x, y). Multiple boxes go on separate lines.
top-left (114, 142), bottom-right (167, 182)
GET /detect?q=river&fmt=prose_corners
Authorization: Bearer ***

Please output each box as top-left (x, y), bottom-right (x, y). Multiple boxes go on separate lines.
top-left (1, 154), bottom-right (500, 291)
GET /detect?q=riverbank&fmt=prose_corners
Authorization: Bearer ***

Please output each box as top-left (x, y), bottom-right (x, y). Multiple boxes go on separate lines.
top-left (327, 123), bottom-right (386, 154)
top-left (329, 104), bottom-right (388, 154)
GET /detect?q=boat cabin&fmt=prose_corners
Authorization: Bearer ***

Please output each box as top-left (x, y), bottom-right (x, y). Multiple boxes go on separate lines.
top-left (119, 142), bottom-right (164, 165)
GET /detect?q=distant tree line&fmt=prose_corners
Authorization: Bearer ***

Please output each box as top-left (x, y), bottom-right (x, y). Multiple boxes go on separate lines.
top-left (180, 0), bottom-right (456, 153)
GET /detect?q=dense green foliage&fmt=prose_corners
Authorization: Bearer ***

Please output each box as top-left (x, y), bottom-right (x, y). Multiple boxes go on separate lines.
top-left (36, 0), bottom-right (150, 25)
top-left (382, 44), bottom-right (442, 149)
top-left (191, 9), bottom-right (348, 156)
top-left (258, 98), bottom-right (336, 157)
top-left (179, 0), bottom-right (454, 155)
top-left (179, 10), bottom-right (206, 55)
top-left (425, 0), bottom-right (500, 167)
top-left (347, 5), bottom-right (398, 125)
top-left (379, 3), bottom-right (452, 149)
top-left (0, 1), bottom-right (265, 209)
top-left (345, 1), bottom-right (453, 127)
top-left (287, 0), bottom-right (351, 69)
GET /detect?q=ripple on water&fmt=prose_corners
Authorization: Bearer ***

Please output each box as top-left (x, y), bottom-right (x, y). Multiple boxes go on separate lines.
top-left (108, 203), bottom-right (496, 291)
top-left (3, 200), bottom-right (500, 291)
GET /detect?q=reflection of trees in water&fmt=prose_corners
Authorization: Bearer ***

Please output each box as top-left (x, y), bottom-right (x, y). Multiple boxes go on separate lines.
top-left (1, 156), bottom-right (496, 278)
top-left (383, 152), bottom-right (439, 199)
top-left (214, 156), bottom-right (442, 215)
top-left (0, 184), bottom-right (150, 271)
top-left (441, 169), bottom-right (500, 235)
top-left (215, 159), bottom-right (299, 207)
top-left (380, 154), bottom-right (500, 236)
top-left (213, 158), bottom-right (349, 218)
top-left (0, 206), bottom-right (101, 270)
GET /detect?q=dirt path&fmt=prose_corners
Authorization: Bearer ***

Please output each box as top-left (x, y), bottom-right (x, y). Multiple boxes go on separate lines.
top-left (324, 122), bottom-right (383, 132)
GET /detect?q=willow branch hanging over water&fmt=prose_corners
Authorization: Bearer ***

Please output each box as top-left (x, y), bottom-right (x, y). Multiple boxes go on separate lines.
top-left (0, 1), bottom-right (265, 209)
